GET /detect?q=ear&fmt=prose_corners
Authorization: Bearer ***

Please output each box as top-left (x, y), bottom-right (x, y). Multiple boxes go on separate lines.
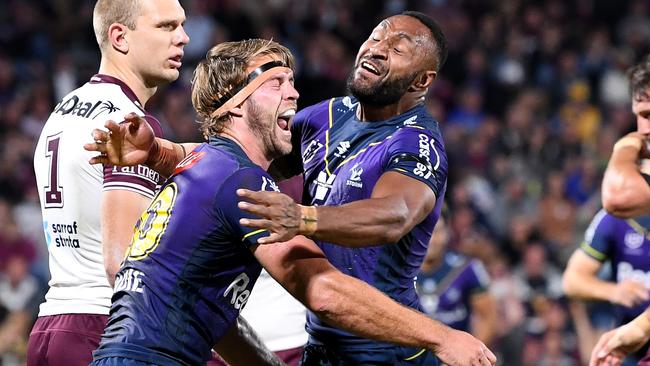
top-left (229, 105), bottom-right (244, 118)
top-left (409, 70), bottom-right (437, 92)
top-left (108, 23), bottom-right (130, 54)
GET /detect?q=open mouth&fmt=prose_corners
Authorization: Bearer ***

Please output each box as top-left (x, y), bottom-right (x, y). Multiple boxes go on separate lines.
top-left (277, 109), bottom-right (295, 133)
top-left (360, 60), bottom-right (382, 76)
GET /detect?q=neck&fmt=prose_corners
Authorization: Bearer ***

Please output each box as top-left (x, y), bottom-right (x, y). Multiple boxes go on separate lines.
top-left (355, 93), bottom-right (425, 122)
top-left (218, 130), bottom-right (272, 171)
top-left (98, 56), bottom-right (157, 106)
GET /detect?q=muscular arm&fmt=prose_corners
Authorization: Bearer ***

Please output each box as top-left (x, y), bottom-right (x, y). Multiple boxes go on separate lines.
top-left (602, 133), bottom-right (650, 218)
top-left (101, 190), bottom-right (151, 286)
top-left (252, 236), bottom-right (496, 365)
top-left (239, 171), bottom-right (436, 246)
top-left (213, 316), bottom-right (284, 366)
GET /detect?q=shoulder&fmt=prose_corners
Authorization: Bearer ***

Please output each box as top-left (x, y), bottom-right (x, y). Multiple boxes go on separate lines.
top-left (295, 97), bottom-right (353, 127)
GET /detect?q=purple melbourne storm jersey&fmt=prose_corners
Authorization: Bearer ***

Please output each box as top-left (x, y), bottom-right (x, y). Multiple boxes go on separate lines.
top-left (291, 96), bottom-right (448, 346)
top-left (92, 137), bottom-right (278, 366)
top-left (581, 209), bottom-right (650, 323)
top-left (416, 252), bottom-right (490, 331)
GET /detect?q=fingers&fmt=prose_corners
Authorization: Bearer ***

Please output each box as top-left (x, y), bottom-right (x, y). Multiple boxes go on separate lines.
top-left (237, 189), bottom-right (276, 204)
top-left (239, 217), bottom-right (274, 228)
top-left (238, 201), bottom-right (272, 217)
top-left (257, 232), bottom-right (286, 245)
top-left (122, 112), bottom-right (142, 125)
top-left (88, 155), bottom-right (109, 165)
top-left (483, 347), bottom-right (497, 365)
top-left (84, 141), bottom-right (107, 153)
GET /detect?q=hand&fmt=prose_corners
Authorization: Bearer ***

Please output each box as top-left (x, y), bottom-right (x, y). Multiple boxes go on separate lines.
top-left (435, 329), bottom-right (497, 366)
top-left (613, 132), bottom-right (650, 159)
top-left (237, 189), bottom-right (302, 244)
top-left (589, 321), bottom-right (650, 366)
top-left (84, 112), bottom-right (155, 166)
top-left (610, 280), bottom-right (649, 307)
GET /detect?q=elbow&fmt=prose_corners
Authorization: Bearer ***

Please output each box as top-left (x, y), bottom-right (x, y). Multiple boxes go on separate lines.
top-left (304, 273), bottom-right (344, 318)
top-left (104, 263), bottom-right (120, 288)
top-left (561, 273), bottom-right (577, 298)
top-left (602, 191), bottom-right (635, 219)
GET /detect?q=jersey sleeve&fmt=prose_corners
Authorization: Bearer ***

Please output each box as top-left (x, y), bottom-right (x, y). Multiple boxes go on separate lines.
top-left (466, 259), bottom-right (490, 295)
top-left (384, 127), bottom-right (448, 198)
top-left (217, 168), bottom-right (282, 248)
top-left (580, 210), bottom-right (614, 262)
top-left (102, 115), bottom-right (164, 199)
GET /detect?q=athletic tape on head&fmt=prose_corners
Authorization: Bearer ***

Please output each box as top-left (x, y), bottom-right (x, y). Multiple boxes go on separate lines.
top-left (210, 60), bottom-right (292, 119)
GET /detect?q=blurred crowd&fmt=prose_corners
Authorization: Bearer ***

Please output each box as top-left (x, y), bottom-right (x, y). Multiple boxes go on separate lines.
top-left (1, 0), bottom-right (649, 365)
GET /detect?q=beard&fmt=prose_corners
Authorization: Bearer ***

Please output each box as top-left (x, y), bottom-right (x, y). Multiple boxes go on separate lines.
top-left (246, 99), bottom-right (292, 160)
top-left (346, 69), bottom-right (418, 106)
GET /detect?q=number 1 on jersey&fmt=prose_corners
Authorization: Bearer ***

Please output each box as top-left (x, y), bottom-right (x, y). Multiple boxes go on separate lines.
top-left (44, 133), bottom-right (63, 208)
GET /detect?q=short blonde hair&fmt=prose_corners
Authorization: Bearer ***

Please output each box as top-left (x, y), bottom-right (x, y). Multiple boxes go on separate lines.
top-left (191, 39), bottom-right (295, 138)
top-left (93, 0), bottom-right (141, 50)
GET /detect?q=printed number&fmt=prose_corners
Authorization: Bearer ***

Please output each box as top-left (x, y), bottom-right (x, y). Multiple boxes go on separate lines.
top-left (44, 134), bottom-right (64, 208)
top-left (126, 183), bottom-right (178, 260)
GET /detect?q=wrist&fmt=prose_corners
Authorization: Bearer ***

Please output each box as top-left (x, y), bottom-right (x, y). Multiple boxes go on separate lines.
top-left (298, 205), bottom-right (318, 236)
top-left (145, 138), bottom-right (162, 167)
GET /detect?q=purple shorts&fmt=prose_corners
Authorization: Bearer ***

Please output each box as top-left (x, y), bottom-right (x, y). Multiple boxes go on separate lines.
top-left (208, 346), bottom-right (304, 366)
top-left (26, 314), bottom-right (108, 366)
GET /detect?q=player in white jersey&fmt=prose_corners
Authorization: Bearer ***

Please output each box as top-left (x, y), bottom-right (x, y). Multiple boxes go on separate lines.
top-left (27, 1), bottom-right (190, 365)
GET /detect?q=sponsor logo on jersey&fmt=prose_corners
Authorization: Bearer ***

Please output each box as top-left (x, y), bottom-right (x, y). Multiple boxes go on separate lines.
top-left (314, 171), bottom-right (336, 201)
top-left (335, 141), bottom-right (351, 158)
top-left (403, 115), bottom-right (418, 126)
top-left (173, 151), bottom-right (206, 176)
top-left (111, 165), bottom-right (161, 184)
top-left (342, 96), bottom-right (358, 110)
top-left (224, 272), bottom-right (252, 310)
top-left (114, 268), bottom-right (145, 293)
top-left (624, 231), bottom-right (645, 249)
top-left (302, 140), bottom-right (323, 164)
top-left (45, 220), bottom-right (80, 248)
top-left (412, 133), bottom-right (440, 179)
top-left (617, 261), bottom-right (650, 288)
top-left (262, 176), bottom-right (280, 192)
top-left (54, 95), bottom-right (120, 119)
top-left (345, 163), bottom-right (363, 188)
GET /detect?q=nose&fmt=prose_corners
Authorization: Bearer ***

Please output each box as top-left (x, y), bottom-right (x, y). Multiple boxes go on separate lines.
top-left (175, 26), bottom-right (190, 46)
top-left (285, 83), bottom-right (299, 102)
top-left (367, 40), bottom-right (388, 60)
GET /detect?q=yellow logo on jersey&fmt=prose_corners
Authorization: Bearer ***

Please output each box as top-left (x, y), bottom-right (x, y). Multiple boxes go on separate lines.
top-left (126, 183), bottom-right (178, 260)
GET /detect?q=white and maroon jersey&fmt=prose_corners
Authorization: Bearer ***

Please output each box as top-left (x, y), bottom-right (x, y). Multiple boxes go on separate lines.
top-left (33, 74), bottom-right (163, 316)
top-left (241, 269), bottom-right (308, 351)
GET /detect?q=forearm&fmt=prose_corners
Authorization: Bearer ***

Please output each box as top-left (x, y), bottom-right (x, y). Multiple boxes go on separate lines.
top-left (602, 145), bottom-right (650, 218)
top-left (629, 308), bottom-right (650, 336)
top-left (562, 273), bottom-right (618, 303)
top-left (306, 270), bottom-right (449, 351)
top-left (214, 316), bottom-right (284, 366)
top-left (102, 191), bottom-right (150, 286)
top-left (146, 139), bottom-right (198, 178)
top-left (310, 196), bottom-right (416, 246)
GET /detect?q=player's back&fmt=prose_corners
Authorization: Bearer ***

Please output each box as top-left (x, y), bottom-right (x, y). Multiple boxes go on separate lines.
top-left (33, 75), bottom-right (159, 316)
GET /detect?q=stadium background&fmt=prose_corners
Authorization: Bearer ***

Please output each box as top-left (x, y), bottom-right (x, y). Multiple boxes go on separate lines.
top-left (0, 0), bottom-right (647, 365)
